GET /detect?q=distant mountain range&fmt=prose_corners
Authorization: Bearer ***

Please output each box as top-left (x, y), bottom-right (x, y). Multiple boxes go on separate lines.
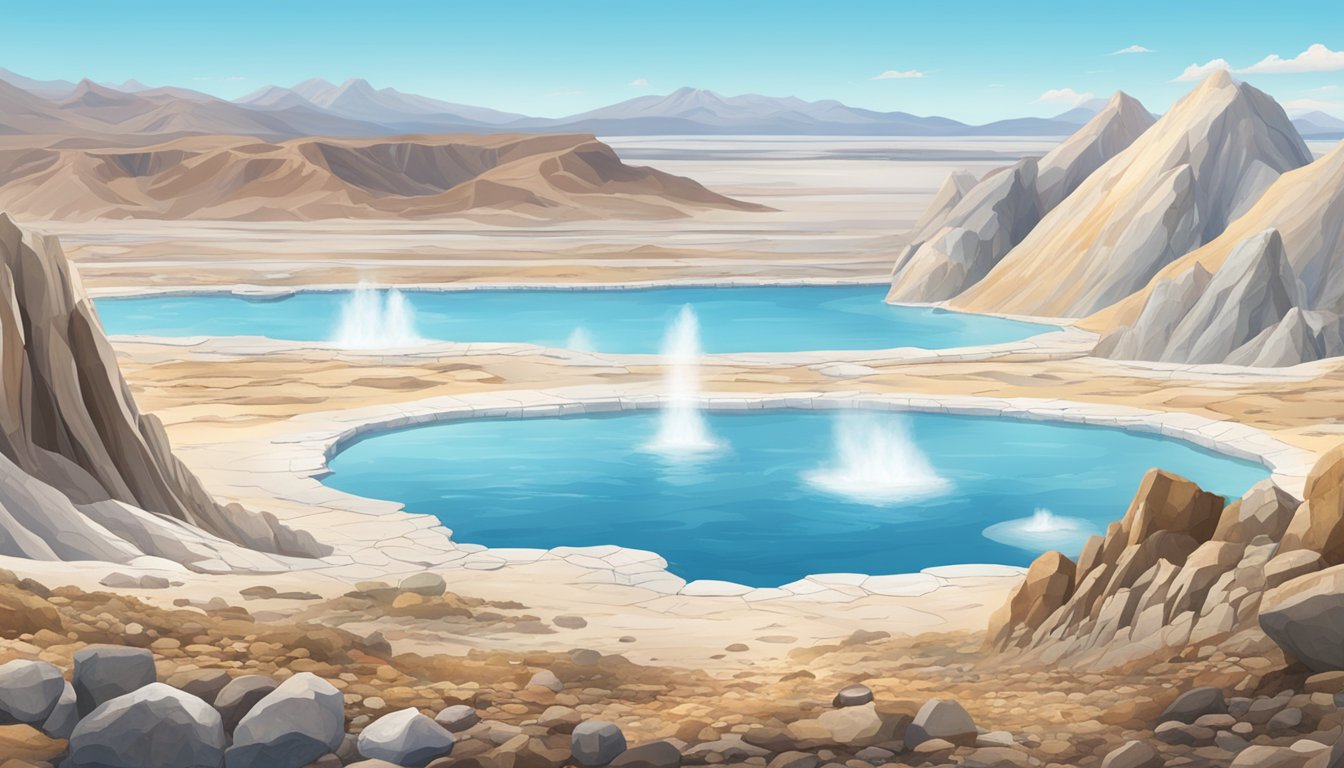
top-left (0, 66), bottom-right (1315, 139)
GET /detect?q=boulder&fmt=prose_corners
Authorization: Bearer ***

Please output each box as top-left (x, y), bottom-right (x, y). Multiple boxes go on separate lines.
top-left (1215, 480), bottom-right (1299, 543)
top-left (831, 684), bottom-right (873, 707)
top-left (1122, 470), bottom-right (1225, 546)
top-left (435, 704), bottom-right (480, 732)
top-left (0, 659), bottom-right (66, 726)
top-left (226, 672), bottom-right (345, 768)
top-left (40, 681), bottom-right (78, 740)
top-left (815, 702), bottom-right (888, 745)
top-left (73, 645), bottom-right (157, 716)
top-left (1282, 445), bottom-right (1344, 563)
top-left (398, 572), bottom-right (447, 597)
top-left (1260, 565), bottom-right (1344, 672)
top-left (1100, 740), bottom-right (1163, 768)
top-left (66, 683), bottom-right (225, 768)
top-left (1265, 550), bottom-right (1326, 589)
top-left (571, 720), bottom-right (627, 767)
top-left (904, 699), bottom-right (977, 748)
top-left (1159, 686), bottom-right (1227, 723)
top-left (987, 550), bottom-right (1076, 649)
top-left (357, 707), bottom-right (455, 766)
top-left (213, 675), bottom-right (279, 734)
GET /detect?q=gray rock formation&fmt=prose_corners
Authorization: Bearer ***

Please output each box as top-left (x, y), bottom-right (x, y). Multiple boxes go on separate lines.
top-left (40, 680), bottom-right (78, 740)
top-left (0, 659), bottom-right (66, 726)
top-left (1093, 139), bottom-right (1344, 367)
top-left (572, 720), bottom-right (629, 767)
top-left (1095, 229), bottom-right (1344, 366)
top-left (66, 683), bottom-right (226, 768)
top-left (226, 672), bottom-right (346, 768)
top-left (434, 703), bottom-right (480, 732)
top-left (888, 92), bottom-right (1153, 304)
top-left (0, 214), bottom-right (328, 568)
top-left (73, 645), bottom-right (156, 716)
top-left (954, 71), bottom-right (1312, 318)
top-left (357, 707), bottom-right (455, 766)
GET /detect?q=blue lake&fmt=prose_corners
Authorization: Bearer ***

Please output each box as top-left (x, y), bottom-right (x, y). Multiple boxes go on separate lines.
top-left (322, 410), bottom-right (1269, 586)
top-left (93, 285), bottom-right (1055, 353)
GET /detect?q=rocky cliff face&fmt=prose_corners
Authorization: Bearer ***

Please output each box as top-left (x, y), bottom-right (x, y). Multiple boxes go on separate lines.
top-left (887, 92), bottom-right (1153, 304)
top-left (0, 214), bottom-right (326, 570)
top-left (952, 71), bottom-right (1311, 318)
top-left (987, 462), bottom-right (1330, 671)
top-left (1090, 142), bottom-right (1344, 367)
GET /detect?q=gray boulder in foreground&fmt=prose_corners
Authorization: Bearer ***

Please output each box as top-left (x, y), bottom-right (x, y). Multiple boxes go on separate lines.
top-left (73, 645), bottom-right (157, 716)
top-left (357, 707), bottom-right (455, 766)
top-left (905, 699), bottom-right (977, 748)
top-left (226, 672), bottom-right (345, 768)
top-left (572, 720), bottom-right (629, 767)
top-left (66, 683), bottom-right (225, 768)
top-left (1260, 565), bottom-right (1344, 672)
top-left (0, 659), bottom-right (66, 726)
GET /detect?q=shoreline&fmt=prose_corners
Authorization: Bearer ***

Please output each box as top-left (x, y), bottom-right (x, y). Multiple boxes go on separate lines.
top-left (168, 387), bottom-right (1314, 600)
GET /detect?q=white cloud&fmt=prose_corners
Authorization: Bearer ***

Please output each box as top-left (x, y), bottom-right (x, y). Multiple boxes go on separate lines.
top-left (1034, 88), bottom-right (1095, 107)
top-left (629, 78), bottom-right (650, 87)
top-left (1110, 45), bottom-right (1153, 55)
top-left (870, 69), bottom-right (926, 80)
top-left (1237, 43), bottom-right (1344, 74)
top-left (1172, 58), bottom-right (1231, 82)
top-left (1282, 97), bottom-right (1344, 113)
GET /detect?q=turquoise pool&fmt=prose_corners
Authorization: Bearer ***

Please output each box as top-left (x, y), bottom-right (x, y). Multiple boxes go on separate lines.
top-left (93, 285), bottom-right (1055, 353)
top-left (321, 409), bottom-right (1269, 587)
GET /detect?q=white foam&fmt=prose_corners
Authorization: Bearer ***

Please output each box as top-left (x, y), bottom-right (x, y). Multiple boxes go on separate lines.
top-left (982, 508), bottom-right (1095, 553)
top-left (332, 284), bottom-right (424, 349)
top-left (803, 412), bottom-right (950, 505)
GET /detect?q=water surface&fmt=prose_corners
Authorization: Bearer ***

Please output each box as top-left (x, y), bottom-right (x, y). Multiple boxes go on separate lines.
top-left (323, 410), bottom-right (1269, 586)
top-left (94, 285), bottom-right (1055, 353)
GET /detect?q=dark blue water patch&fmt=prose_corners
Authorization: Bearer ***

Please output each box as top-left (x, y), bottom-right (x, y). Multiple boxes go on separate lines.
top-left (93, 285), bottom-right (1056, 354)
top-left (320, 410), bottom-right (1269, 587)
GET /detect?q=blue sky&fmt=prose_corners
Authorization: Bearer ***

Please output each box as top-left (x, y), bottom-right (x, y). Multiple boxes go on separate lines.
top-left (4, 0), bottom-right (1343, 121)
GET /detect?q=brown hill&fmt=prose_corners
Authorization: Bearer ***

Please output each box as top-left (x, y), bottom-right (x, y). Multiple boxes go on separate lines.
top-left (0, 133), bottom-right (770, 221)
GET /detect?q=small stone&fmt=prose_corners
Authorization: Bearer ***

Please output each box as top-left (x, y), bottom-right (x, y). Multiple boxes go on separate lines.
top-left (399, 572), bottom-right (448, 597)
top-left (358, 707), bottom-right (455, 766)
top-left (539, 705), bottom-right (582, 733)
top-left (528, 670), bottom-right (564, 692)
top-left (832, 685), bottom-right (873, 708)
top-left (905, 699), bottom-right (976, 748)
top-left (1154, 721), bottom-right (1214, 746)
top-left (1158, 686), bottom-right (1227, 724)
top-left (768, 751), bottom-right (821, 768)
top-left (435, 704), bottom-right (480, 732)
top-left (610, 741), bottom-right (681, 768)
top-left (1100, 740), bottom-right (1162, 768)
top-left (554, 615), bottom-right (588, 629)
top-left (1268, 707), bottom-right (1304, 735)
top-left (725, 643), bottom-right (749, 652)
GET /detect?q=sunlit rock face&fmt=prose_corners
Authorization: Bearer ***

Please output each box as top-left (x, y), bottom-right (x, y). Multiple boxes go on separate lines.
top-left (953, 71), bottom-right (1311, 318)
top-left (888, 91), bottom-right (1154, 305)
top-left (0, 214), bottom-right (327, 569)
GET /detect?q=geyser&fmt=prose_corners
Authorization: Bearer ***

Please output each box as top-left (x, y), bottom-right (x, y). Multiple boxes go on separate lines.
top-left (333, 284), bottom-right (423, 349)
top-left (982, 508), bottom-right (1094, 554)
top-left (645, 305), bottom-right (721, 456)
top-left (803, 412), bottom-right (950, 504)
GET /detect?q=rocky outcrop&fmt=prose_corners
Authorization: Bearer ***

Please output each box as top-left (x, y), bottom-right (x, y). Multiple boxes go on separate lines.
top-left (988, 469), bottom-right (1294, 668)
top-left (1280, 445), bottom-right (1344, 564)
top-left (954, 71), bottom-right (1311, 318)
top-left (1259, 565), bottom-right (1344, 673)
top-left (1087, 133), bottom-right (1344, 367)
top-left (1094, 229), bottom-right (1342, 366)
top-left (0, 214), bottom-right (327, 569)
top-left (888, 92), bottom-right (1153, 303)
